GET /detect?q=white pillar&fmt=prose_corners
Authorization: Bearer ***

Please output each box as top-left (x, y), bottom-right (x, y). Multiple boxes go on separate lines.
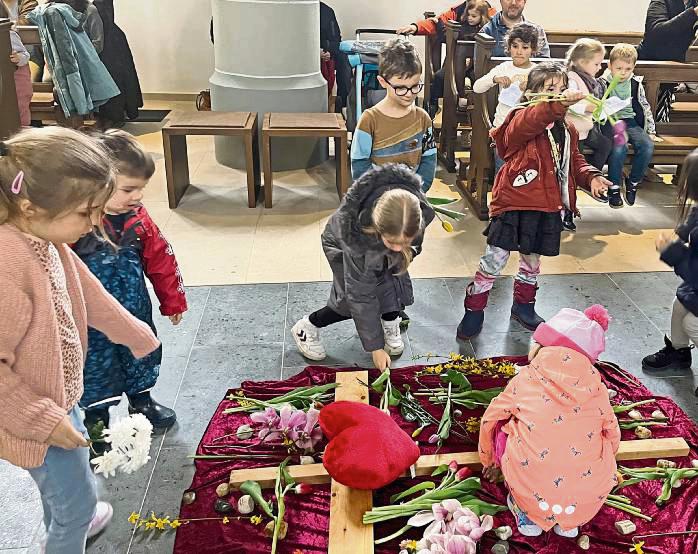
top-left (210, 0), bottom-right (328, 171)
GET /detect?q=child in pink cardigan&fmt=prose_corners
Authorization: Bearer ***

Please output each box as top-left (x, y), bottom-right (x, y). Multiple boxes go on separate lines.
top-left (0, 127), bottom-right (160, 553)
top-left (479, 305), bottom-right (621, 539)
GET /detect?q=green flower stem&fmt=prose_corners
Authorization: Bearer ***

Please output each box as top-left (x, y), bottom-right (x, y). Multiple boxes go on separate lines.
top-left (374, 524), bottom-right (413, 545)
top-left (604, 499), bottom-right (653, 521)
top-left (612, 399), bottom-right (655, 413)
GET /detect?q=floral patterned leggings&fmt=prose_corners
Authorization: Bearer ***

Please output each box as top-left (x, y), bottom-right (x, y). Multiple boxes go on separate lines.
top-left (472, 245), bottom-right (541, 295)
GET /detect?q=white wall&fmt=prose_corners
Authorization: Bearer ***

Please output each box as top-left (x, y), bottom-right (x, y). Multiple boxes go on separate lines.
top-left (116, 0), bottom-right (650, 94)
top-left (116, 0), bottom-right (214, 94)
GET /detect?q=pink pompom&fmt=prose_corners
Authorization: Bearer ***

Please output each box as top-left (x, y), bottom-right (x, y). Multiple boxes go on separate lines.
top-left (584, 304), bottom-right (610, 331)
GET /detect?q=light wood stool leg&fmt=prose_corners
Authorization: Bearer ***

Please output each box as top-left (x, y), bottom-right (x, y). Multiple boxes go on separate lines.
top-left (262, 133), bottom-right (273, 208)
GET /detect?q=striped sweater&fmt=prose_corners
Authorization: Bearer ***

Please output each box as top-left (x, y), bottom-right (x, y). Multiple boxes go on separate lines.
top-left (351, 106), bottom-right (437, 192)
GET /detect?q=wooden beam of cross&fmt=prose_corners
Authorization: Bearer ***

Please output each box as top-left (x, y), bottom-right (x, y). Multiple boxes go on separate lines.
top-left (228, 371), bottom-right (691, 553)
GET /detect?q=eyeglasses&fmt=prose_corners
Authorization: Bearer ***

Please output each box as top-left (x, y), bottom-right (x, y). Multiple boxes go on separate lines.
top-left (383, 79), bottom-right (424, 97)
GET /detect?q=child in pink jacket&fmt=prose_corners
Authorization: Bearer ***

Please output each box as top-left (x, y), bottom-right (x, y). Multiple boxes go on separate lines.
top-left (479, 305), bottom-right (621, 538)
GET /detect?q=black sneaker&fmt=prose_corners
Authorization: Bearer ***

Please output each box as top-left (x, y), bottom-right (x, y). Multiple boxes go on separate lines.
top-left (608, 187), bottom-right (624, 209)
top-left (642, 336), bottom-right (693, 372)
top-left (562, 210), bottom-right (576, 232)
top-left (624, 180), bottom-right (639, 206)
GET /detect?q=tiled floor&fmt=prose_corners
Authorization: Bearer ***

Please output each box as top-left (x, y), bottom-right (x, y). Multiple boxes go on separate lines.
top-left (126, 102), bottom-right (677, 286)
top-left (1, 274), bottom-right (696, 553)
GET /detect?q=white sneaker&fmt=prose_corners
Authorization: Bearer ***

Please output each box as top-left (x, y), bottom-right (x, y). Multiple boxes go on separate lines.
top-left (87, 501), bottom-right (113, 538)
top-left (381, 317), bottom-right (404, 356)
top-left (553, 524), bottom-right (579, 538)
top-left (292, 317), bottom-right (327, 361)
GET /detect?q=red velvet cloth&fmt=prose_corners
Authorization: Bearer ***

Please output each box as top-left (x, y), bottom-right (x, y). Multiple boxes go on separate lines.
top-left (173, 360), bottom-right (698, 554)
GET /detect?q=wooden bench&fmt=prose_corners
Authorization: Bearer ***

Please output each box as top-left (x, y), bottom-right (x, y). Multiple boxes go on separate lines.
top-left (162, 111), bottom-right (260, 209)
top-left (261, 112), bottom-right (349, 208)
top-left (437, 21), bottom-right (629, 174)
top-left (0, 20), bottom-right (20, 139)
top-left (460, 33), bottom-right (698, 220)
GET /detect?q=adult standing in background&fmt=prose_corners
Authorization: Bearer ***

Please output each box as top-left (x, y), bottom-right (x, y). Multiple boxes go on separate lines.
top-left (479, 0), bottom-right (549, 57)
top-left (1, 0), bottom-right (37, 25)
top-left (637, 0), bottom-right (698, 121)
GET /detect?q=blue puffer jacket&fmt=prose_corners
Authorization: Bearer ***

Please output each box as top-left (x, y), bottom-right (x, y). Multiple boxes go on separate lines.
top-left (28, 3), bottom-right (119, 117)
top-left (661, 206), bottom-right (698, 316)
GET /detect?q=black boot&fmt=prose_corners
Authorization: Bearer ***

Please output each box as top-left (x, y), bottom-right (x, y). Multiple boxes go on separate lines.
top-left (642, 336), bottom-right (693, 372)
top-left (456, 284), bottom-right (490, 340)
top-left (127, 391), bottom-right (177, 429)
top-left (510, 281), bottom-right (545, 331)
top-left (84, 407), bottom-right (110, 457)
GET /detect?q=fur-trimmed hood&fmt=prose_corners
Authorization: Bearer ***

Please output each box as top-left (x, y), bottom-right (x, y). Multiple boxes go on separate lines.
top-left (325, 164), bottom-right (435, 257)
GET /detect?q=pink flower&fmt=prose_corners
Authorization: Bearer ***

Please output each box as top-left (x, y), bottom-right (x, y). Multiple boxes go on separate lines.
top-left (428, 434), bottom-right (440, 444)
top-left (455, 467), bottom-right (473, 481)
top-left (279, 404), bottom-right (307, 432)
top-left (410, 500), bottom-right (492, 549)
top-left (295, 408), bottom-right (323, 451)
top-left (448, 460), bottom-right (459, 473)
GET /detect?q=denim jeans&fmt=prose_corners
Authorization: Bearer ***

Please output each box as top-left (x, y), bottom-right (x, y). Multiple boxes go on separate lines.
top-left (27, 406), bottom-right (98, 554)
top-left (607, 119), bottom-right (654, 187)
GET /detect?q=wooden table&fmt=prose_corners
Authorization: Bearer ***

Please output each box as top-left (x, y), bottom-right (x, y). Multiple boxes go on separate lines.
top-left (161, 111), bottom-right (260, 209)
top-left (261, 112), bottom-right (349, 208)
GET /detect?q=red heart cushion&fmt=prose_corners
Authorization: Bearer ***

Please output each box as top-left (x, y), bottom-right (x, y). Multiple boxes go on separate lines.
top-left (320, 401), bottom-right (420, 490)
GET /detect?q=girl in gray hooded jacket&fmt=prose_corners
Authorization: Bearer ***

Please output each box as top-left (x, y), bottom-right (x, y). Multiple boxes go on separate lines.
top-left (292, 164), bottom-right (435, 370)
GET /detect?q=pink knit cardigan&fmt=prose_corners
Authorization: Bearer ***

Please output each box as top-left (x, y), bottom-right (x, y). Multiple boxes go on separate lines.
top-left (0, 224), bottom-right (160, 468)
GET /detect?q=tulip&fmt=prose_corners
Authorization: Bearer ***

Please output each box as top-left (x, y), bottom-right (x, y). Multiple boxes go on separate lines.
top-left (448, 460), bottom-right (459, 473)
top-left (294, 483), bottom-right (314, 495)
top-left (455, 467), bottom-right (473, 481)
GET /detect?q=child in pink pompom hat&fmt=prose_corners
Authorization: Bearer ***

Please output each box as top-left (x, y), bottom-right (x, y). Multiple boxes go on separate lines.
top-left (479, 305), bottom-right (621, 539)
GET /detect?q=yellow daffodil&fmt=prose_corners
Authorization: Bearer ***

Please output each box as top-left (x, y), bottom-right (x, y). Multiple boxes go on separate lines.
top-left (222, 517), bottom-right (230, 525)
top-left (441, 220), bottom-right (454, 233)
top-left (250, 515), bottom-right (263, 525)
top-left (128, 512), bottom-right (141, 524)
top-left (632, 541), bottom-right (645, 554)
top-left (145, 521), bottom-right (156, 530)
top-left (155, 517), bottom-right (169, 530)
top-left (170, 519), bottom-right (182, 529)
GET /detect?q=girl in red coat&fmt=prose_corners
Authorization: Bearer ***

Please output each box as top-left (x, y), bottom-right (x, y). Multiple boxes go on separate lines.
top-left (74, 130), bottom-right (187, 437)
top-left (457, 62), bottom-right (611, 339)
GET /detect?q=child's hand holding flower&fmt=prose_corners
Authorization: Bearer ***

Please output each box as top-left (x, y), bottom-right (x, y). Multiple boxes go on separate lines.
top-left (560, 89), bottom-right (587, 106)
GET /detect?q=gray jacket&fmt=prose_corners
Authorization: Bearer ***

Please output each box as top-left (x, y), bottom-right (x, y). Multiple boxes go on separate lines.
top-left (322, 164), bottom-right (435, 352)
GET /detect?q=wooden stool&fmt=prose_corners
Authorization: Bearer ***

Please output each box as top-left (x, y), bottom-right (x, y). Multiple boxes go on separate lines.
top-left (261, 112), bottom-right (349, 208)
top-left (161, 111), bottom-right (260, 209)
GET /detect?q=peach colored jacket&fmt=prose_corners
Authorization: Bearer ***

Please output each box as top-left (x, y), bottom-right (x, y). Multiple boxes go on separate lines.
top-left (0, 225), bottom-right (160, 468)
top-left (479, 346), bottom-right (621, 531)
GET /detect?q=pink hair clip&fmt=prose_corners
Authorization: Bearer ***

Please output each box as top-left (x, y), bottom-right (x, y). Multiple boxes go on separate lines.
top-left (10, 171), bottom-right (24, 195)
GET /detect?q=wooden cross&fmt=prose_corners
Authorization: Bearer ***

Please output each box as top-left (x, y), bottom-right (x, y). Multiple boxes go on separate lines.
top-left (228, 371), bottom-right (690, 554)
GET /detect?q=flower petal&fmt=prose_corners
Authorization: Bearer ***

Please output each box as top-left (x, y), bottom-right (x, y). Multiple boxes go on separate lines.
top-left (441, 498), bottom-right (463, 515)
top-left (407, 511), bottom-right (436, 527)
top-left (479, 514), bottom-right (494, 532)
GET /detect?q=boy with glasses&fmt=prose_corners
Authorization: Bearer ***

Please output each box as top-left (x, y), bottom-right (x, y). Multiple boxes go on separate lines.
top-left (351, 38), bottom-right (437, 192)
